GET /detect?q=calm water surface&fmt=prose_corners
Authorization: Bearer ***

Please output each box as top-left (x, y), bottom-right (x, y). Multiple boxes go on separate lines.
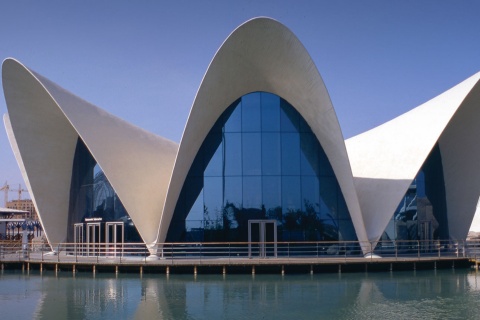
top-left (0, 268), bottom-right (479, 319)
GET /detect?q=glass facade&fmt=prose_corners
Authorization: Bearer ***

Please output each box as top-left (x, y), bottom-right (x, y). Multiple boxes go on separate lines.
top-left (66, 138), bottom-right (142, 243)
top-left (167, 92), bottom-right (357, 243)
top-left (381, 144), bottom-right (449, 243)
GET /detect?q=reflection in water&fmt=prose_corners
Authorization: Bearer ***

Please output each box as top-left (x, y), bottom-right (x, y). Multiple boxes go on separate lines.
top-left (1, 269), bottom-right (480, 319)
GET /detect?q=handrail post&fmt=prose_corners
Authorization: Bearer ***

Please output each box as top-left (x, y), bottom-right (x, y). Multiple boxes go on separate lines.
top-left (395, 240), bottom-right (397, 259)
top-left (417, 240), bottom-right (420, 258)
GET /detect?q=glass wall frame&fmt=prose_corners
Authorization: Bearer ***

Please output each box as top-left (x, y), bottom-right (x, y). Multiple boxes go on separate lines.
top-left (167, 92), bottom-right (357, 243)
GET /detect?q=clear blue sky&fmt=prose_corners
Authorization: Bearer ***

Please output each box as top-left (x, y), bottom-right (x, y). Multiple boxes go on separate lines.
top-left (1, 1), bottom-right (479, 195)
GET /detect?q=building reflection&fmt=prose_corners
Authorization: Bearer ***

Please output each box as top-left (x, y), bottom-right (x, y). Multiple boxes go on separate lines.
top-left (30, 270), bottom-right (480, 318)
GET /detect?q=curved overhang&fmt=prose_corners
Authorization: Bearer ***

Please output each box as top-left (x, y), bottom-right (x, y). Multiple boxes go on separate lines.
top-left (346, 72), bottom-right (480, 242)
top-left (2, 58), bottom-right (178, 246)
top-left (158, 18), bottom-right (368, 249)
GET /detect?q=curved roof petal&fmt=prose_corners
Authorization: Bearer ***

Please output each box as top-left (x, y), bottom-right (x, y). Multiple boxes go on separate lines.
top-left (2, 58), bottom-right (178, 245)
top-left (159, 18), bottom-right (368, 248)
top-left (346, 72), bottom-right (480, 242)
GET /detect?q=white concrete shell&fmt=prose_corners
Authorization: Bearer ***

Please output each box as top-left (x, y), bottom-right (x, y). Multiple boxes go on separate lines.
top-left (157, 18), bottom-right (369, 249)
top-left (2, 59), bottom-right (178, 247)
top-left (346, 72), bottom-right (480, 243)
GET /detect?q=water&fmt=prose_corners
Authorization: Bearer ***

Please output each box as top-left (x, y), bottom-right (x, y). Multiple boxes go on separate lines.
top-left (1, 268), bottom-right (479, 319)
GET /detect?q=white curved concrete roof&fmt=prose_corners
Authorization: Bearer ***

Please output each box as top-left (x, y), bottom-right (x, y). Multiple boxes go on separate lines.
top-left (158, 17), bottom-right (368, 249)
top-left (346, 72), bottom-right (480, 242)
top-left (2, 59), bottom-right (178, 246)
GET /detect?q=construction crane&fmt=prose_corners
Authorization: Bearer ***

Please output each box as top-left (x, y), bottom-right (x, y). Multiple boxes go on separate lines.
top-left (0, 182), bottom-right (29, 207)
top-left (11, 184), bottom-right (28, 202)
top-left (0, 182), bottom-right (9, 207)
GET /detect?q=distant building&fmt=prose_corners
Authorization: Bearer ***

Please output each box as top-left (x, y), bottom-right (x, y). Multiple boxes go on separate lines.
top-left (6, 199), bottom-right (37, 219)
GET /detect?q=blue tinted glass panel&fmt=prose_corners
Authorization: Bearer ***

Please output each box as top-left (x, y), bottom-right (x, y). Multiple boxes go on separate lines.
top-left (242, 93), bottom-right (261, 132)
top-left (282, 176), bottom-right (301, 213)
top-left (337, 194), bottom-right (349, 219)
top-left (338, 220), bottom-right (355, 241)
top-left (204, 139), bottom-right (223, 177)
top-left (224, 100), bottom-right (242, 132)
top-left (224, 133), bottom-right (242, 176)
top-left (262, 132), bottom-right (281, 175)
top-left (189, 150), bottom-right (204, 177)
top-left (384, 219), bottom-right (395, 240)
top-left (301, 176), bottom-right (320, 213)
top-left (262, 176), bottom-right (281, 214)
top-left (203, 177), bottom-right (223, 227)
top-left (416, 171), bottom-right (426, 197)
top-left (185, 187), bottom-right (204, 223)
top-left (242, 133), bottom-right (261, 175)
top-left (243, 176), bottom-right (262, 209)
top-left (169, 91), bottom-right (355, 243)
top-left (300, 132), bottom-right (319, 176)
top-left (224, 176), bottom-right (242, 208)
top-left (261, 93), bottom-right (280, 132)
top-left (280, 99), bottom-right (300, 132)
top-left (318, 146), bottom-right (334, 177)
top-left (281, 133), bottom-right (300, 175)
top-left (319, 177), bottom-right (337, 220)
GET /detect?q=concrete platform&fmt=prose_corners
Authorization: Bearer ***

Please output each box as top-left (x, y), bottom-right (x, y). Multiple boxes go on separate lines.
top-left (0, 252), bottom-right (473, 274)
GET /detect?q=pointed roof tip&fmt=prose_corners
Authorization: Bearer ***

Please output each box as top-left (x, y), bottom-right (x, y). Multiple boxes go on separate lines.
top-left (2, 57), bottom-right (22, 67)
top-left (234, 17), bottom-right (284, 31)
top-left (245, 16), bottom-right (278, 22)
top-left (2, 58), bottom-right (29, 79)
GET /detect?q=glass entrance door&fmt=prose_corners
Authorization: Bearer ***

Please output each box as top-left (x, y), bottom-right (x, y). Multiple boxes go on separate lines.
top-left (106, 222), bottom-right (124, 257)
top-left (86, 223), bottom-right (101, 256)
top-left (74, 223), bottom-right (84, 256)
top-left (248, 220), bottom-right (277, 258)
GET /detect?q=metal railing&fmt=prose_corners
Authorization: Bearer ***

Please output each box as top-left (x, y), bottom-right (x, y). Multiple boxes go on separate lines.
top-left (1, 239), bottom-right (479, 263)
